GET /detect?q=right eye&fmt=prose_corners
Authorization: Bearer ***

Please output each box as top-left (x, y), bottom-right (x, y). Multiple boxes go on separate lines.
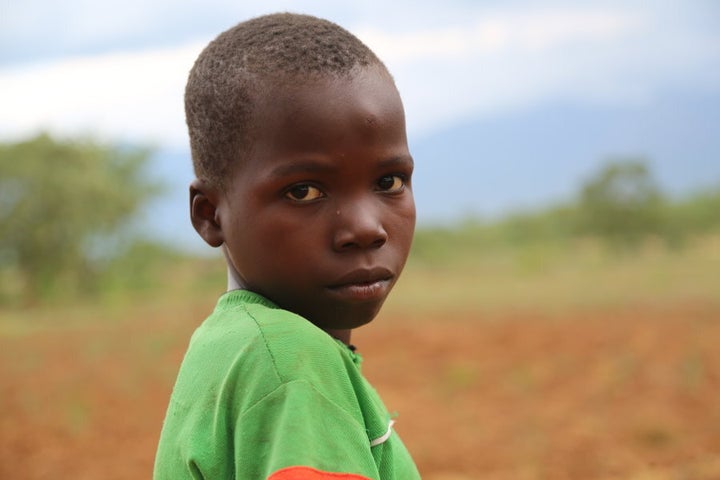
top-left (285, 184), bottom-right (325, 202)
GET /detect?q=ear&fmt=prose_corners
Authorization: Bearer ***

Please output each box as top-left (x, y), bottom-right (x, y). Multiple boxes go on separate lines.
top-left (189, 179), bottom-right (224, 248)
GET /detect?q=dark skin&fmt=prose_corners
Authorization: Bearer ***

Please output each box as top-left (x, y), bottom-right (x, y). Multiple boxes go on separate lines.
top-left (189, 66), bottom-right (416, 345)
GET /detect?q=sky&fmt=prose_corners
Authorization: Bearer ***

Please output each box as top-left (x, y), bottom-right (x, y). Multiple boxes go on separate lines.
top-left (1, 1), bottom-right (719, 248)
top-left (2, 1), bottom-right (718, 147)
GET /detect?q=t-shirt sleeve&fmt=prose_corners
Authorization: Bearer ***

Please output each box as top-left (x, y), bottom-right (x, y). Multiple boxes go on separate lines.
top-left (234, 379), bottom-right (380, 480)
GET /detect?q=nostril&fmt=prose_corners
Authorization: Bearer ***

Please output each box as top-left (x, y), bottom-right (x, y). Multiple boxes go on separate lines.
top-left (371, 237), bottom-right (387, 248)
top-left (334, 226), bottom-right (387, 251)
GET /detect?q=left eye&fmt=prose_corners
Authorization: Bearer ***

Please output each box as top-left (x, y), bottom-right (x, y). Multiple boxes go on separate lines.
top-left (285, 184), bottom-right (325, 202)
top-left (377, 175), bottom-right (405, 193)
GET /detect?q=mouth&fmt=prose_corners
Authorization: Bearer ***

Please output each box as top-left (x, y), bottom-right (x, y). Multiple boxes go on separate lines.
top-left (326, 267), bottom-right (394, 302)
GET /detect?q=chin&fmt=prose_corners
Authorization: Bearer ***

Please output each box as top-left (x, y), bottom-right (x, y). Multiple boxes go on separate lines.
top-left (311, 302), bottom-right (384, 331)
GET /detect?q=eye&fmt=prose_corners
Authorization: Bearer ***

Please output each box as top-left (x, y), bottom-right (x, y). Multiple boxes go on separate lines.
top-left (285, 184), bottom-right (325, 202)
top-left (376, 175), bottom-right (405, 193)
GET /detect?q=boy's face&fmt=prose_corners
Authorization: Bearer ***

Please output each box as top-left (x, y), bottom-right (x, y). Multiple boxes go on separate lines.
top-left (212, 67), bottom-right (415, 332)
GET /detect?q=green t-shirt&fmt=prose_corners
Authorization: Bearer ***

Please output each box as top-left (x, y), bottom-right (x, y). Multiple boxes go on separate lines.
top-left (154, 290), bottom-right (420, 480)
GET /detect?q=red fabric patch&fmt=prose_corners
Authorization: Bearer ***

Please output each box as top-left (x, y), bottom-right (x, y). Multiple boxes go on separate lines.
top-left (268, 465), bottom-right (372, 480)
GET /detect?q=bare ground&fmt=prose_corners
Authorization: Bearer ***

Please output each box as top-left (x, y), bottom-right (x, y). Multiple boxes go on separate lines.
top-left (2, 302), bottom-right (719, 479)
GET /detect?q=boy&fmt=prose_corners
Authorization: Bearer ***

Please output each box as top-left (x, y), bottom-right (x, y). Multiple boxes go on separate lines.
top-left (154, 12), bottom-right (420, 480)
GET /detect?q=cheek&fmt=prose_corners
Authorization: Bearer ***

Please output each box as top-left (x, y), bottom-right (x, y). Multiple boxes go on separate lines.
top-left (225, 208), bottom-right (292, 265)
top-left (249, 210), bottom-right (330, 260)
top-left (399, 195), bottom-right (417, 228)
top-left (388, 199), bottom-right (416, 249)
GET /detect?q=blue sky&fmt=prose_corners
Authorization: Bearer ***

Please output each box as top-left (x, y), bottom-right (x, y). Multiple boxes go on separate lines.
top-left (2, 1), bottom-right (718, 147)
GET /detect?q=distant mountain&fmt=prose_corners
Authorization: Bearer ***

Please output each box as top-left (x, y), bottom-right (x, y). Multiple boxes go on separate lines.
top-left (144, 89), bottom-right (720, 250)
top-left (410, 89), bottom-right (720, 223)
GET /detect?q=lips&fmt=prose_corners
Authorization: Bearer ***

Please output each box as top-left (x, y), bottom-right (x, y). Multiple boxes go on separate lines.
top-left (326, 267), bottom-right (394, 302)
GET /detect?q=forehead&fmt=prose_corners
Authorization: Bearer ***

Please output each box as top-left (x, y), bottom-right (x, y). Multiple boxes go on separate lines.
top-left (249, 67), bottom-right (406, 156)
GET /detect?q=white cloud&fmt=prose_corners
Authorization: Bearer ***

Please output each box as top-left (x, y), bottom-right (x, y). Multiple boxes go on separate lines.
top-left (0, 3), bottom-right (718, 147)
top-left (0, 42), bottom-right (204, 146)
top-left (357, 9), bottom-right (638, 61)
top-left (357, 8), bottom-right (648, 134)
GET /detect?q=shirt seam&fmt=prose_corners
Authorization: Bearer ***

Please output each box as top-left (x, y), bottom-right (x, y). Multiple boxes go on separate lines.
top-left (241, 302), bottom-right (284, 386)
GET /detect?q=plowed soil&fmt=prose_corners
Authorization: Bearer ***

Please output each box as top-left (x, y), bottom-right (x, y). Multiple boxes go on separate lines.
top-left (2, 302), bottom-right (719, 479)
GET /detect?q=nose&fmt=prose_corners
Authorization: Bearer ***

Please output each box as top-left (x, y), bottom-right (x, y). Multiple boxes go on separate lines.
top-left (332, 201), bottom-right (388, 252)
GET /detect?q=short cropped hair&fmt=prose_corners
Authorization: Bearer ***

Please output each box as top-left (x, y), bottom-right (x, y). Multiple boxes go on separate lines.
top-left (185, 12), bottom-right (388, 189)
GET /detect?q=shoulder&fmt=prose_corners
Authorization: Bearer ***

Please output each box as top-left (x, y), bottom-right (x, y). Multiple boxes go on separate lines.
top-left (241, 298), bottom-right (354, 384)
top-left (168, 291), bottom-right (332, 414)
top-left (189, 290), bottom-right (317, 348)
top-left (186, 289), bottom-right (353, 388)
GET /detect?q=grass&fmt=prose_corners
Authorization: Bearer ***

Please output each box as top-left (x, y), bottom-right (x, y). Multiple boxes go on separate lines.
top-left (385, 234), bottom-right (720, 317)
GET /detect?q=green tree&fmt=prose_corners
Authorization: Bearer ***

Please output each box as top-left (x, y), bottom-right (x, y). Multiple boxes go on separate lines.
top-left (0, 133), bottom-right (161, 301)
top-left (576, 158), bottom-right (667, 248)
top-left (669, 185), bottom-right (720, 235)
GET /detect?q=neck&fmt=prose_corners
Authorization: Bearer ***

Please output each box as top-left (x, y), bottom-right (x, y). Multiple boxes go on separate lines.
top-left (224, 251), bottom-right (246, 291)
top-left (226, 266), bottom-right (244, 291)
top-left (325, 328), bottom-right (352, 345)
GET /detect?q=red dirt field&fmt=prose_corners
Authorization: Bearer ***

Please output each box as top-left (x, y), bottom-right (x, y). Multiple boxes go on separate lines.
top-left (2, 302), bottom-right (719, 479)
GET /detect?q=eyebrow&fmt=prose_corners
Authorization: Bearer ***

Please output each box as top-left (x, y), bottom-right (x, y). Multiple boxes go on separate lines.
top-left (268, 160), bottom-right (336, 178)
top-left (378, 155), bottom-right (414, 169)
top-left (268, 155), bottom-right (414, 179)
